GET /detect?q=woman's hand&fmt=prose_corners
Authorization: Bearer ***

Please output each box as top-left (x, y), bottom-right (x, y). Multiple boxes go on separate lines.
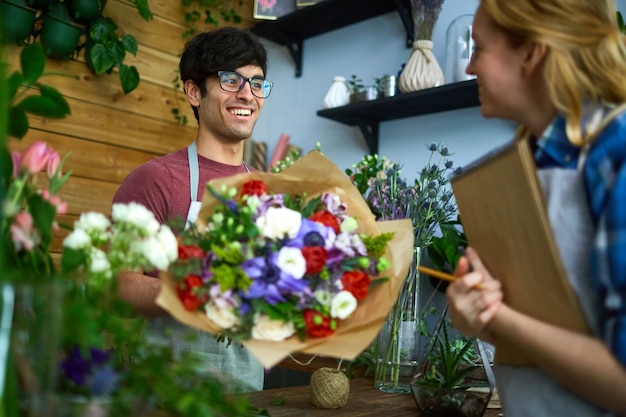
top-left (446, 247), bottom-right (503, 341)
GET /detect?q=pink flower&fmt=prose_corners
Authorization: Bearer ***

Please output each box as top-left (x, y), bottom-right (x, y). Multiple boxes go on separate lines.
top-left (10, 212), bottom-right (40, 251)
top-left (11, 152), bottom-right (20, 178)
top-left (259, 0), bottom-right (276, 9)
top-left (46, 151), bottom-right (61, 178)
top-left (21, 141), bottom-right (51, 174)
top-left (41, 189), bottom-right (68, 214)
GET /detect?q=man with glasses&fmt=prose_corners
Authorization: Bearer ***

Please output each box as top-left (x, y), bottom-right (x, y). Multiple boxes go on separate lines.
top-left (111, 27), bottom-right (271, 392)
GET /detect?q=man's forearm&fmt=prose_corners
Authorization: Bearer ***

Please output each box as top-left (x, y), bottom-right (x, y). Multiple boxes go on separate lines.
top-left (117, 271), bottom-right (168, 318)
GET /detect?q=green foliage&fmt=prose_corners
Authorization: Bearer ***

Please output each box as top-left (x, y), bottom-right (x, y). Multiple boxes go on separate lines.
top-left (347, 74), bottom-right (364, 93)
top-left (6, 43), bottom-right (71, 139)
top-left (618, 11), bottom-right (626, 34)
top-left (181, 0), bottom-right (243, 39)
top-left (88, 17), bottom-right (140, 94)
top-left (418, 319), bottom-right (479, 390)
top-left (427, 215), bottom-right (467, 272)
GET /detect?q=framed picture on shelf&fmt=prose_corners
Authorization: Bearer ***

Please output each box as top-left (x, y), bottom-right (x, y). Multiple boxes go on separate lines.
top-left (253, 0), bottom-right (297, 20)
top-left (297, 0), bottom-right (325, 7)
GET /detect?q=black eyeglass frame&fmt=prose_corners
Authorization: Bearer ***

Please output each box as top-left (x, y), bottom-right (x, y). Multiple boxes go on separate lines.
top-left (216, 70), bottom-right (274, 99)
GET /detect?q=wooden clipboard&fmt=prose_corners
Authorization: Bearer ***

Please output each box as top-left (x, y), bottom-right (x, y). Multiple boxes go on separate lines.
top-left (450, 139), bottom-right (591, 365)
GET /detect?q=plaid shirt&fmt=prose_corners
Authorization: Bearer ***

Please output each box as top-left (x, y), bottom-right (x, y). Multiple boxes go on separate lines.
top-left (534, 113), bottom-right (626, 365)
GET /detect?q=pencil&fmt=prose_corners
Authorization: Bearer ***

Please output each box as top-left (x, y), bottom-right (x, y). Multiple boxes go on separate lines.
top-left (417, 266), bottom-right (457, 284)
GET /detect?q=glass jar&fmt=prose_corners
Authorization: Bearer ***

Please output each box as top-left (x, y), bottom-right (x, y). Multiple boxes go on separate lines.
top-left (444, 15), bottom-right (476, 84)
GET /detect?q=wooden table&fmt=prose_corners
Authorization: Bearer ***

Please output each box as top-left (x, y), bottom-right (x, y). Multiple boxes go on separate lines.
top-left (245, 377), bottom-right (502, 417)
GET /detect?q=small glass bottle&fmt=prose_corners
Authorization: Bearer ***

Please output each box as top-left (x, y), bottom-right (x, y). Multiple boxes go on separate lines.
top-left (322, 76), bottom-right (350, 109)
top-left (445, 14), bottom-right (477, 83)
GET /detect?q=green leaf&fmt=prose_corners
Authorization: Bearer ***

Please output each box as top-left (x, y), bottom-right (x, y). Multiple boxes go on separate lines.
top-left (6, 71), bottom-right (23, 101)
top-left (20, 43), bottom-right (46, 85)
top-left (132, 0), bottom-right (153, 21)
top-left (110, 40), bottom-right (127, 67)
top-left (38, 84), bottom-right (71, 116)
top-left (119, 65), bottom-right (139, 94)
top-left (0, 146), bottom-right (11, 193)
top-left (61, 247), bottom-right (88, 274)
top-left (120, 34), bottom-right (138, 56)
top-left (16, 95), bottom-right (69, 118)
top-left (89, 17), bottom-right (118, 43)
top-left (89, 43), bottom-right (115, 74)
top-left (8, 107), bottom-right (28, 139)
top-left (27, 195), bottom-right (56, 243)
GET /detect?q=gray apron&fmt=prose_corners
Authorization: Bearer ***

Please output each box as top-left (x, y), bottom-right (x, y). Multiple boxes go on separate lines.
top-left (494, 113), bottom-right (616, 416)
top-left (145, 142), bottom-right (263, 393)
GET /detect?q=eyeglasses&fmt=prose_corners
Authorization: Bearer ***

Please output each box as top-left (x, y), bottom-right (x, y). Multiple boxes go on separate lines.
top-left (217, 70), bottom-right (273, 99)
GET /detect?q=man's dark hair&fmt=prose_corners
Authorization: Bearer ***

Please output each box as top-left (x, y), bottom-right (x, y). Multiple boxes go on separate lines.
top-left (179, 27), bottom-right (269, 121)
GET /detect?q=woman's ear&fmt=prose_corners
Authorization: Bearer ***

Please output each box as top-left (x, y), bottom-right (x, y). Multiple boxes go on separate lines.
top-left (184, 79), bottom-right (201, 106)
top-left (521, 41), bottom-right (548, 76)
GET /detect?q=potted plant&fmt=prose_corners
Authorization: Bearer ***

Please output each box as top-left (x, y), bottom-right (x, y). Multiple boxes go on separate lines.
top-left (347, 74), bottom-right (379, 103)
top-left (0, 0), bottom-right (37, 45)
top-left (67, 0), bottom-right (107, 22)
top-left (410, 316), bottom-right (495, 417)
top-left (40, 1), bottom-right (84, 59)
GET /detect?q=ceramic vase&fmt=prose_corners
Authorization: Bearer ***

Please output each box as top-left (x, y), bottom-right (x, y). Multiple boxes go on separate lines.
top-left (399, 40), bottom-right (445, 93)
top-left (322, 76), bottom-right (350, 109)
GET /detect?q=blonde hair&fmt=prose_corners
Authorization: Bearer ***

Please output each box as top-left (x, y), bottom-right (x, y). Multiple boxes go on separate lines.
top-left (481, 0), bottom-right (626, 145)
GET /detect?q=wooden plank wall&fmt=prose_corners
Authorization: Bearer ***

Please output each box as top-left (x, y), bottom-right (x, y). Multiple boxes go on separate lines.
top-left (7, 0), bottom-right (256, 256)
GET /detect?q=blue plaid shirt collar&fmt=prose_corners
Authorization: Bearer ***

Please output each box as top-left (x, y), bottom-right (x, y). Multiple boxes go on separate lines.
top-left (534, 116), bottom-right (581, 169)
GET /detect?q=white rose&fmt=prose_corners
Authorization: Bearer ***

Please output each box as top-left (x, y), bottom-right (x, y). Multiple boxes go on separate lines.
top-left (276, 247), bottom-right (306, 279)
top-left (330, 290), bottom-right (357, 320)
top-left (63, 228), bottom-right (91, 249)
top-left (255, 206), bottom-right (301, 240)
top-left (205, 301), bottom-right (241, 330)
top-left (251, 314), bottom-right (295, 341)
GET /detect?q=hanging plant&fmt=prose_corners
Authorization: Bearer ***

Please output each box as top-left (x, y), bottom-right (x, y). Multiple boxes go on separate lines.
top-left (0, 0), bottom-right (38, 45)
top-left (86, 17), bottom-right (139, 94)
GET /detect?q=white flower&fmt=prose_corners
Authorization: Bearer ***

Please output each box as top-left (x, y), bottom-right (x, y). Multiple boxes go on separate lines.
top-left (112, 202), bottom-right (160, 235)
top-left (90, 248), bottom-right (111, 276)
top-left (334, 232), bottom-right (367, 257)
top-left (76, 212), bottom-right (110, 234)
top-left (330, 291), bottom-right (357, 319)
top-left (136, 235), bottom-right (171, 271)
top-left (255, 206), bottom-right (301, 240)
top-left (156, 225), bottom-right (178, 264)
top-left (276, 246), bottom-right (306, 279)
top-left (251, 313), bottom-right (295, 341)
top-left (314, 289), bottom-right (331, 306)
top-left (63, 228), bottom-right (91, 249)
top-left (339, 215), bottom-right (358, 233)
top-left (205, 301), bottom-right (241, 329)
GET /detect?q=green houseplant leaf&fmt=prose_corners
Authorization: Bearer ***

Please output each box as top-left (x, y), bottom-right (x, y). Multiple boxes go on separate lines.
top-left (7, 107), bottom-right (28, 139)
top-left (118, 64), bottom-right (139, 94)
top-left (19, 44), bottom-right (46, 86)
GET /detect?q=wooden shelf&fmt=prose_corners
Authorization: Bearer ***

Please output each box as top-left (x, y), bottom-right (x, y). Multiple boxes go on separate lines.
top-left (316, 79), bottom-right (480, 153)
top-left (250, 0), bottom-right (412, 77)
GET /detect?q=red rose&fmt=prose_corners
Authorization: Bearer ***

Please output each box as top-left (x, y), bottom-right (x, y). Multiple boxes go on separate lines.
top-left (241, 180), bottom-right (268, 197)
top-left (310, 210), bottom-right (340, 234)
top-left (177, 274), bottom-right (205, 311)
top-left (303, 309), bottom-right (336, 338)
top-left (341, 270), bottom-right (371, 300)
top-left (301, 246), bottom-right (327, 274)
top-left (178, 244), bottom-right (204, 260)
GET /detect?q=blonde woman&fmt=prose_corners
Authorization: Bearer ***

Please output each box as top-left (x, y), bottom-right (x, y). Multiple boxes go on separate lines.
top-left (446, 1), bottom-right (626, 415)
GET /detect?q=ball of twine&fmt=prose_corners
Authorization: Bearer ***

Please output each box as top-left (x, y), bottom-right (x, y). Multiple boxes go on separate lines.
top-left (309, 367), bottom-right (349, 409)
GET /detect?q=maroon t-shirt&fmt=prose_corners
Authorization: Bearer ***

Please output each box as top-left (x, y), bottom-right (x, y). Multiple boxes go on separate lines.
top-left (112, 147), bottom-right (251, 226)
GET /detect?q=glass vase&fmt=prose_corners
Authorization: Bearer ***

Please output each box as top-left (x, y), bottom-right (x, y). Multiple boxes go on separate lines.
top-left (375, 247), bottom-right (446, 393)
top-left (1, 281), bottom-right (65, 417)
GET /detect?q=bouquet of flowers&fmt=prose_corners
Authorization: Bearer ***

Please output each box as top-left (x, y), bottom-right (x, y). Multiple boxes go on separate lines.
top-left (157, 151), bottom-right (414, 368)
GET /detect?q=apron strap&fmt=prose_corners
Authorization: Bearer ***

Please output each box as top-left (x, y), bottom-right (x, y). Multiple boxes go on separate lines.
top-left (186, 142), bottom-right (201, 228)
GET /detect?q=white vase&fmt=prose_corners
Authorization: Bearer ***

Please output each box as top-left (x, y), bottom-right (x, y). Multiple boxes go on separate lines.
top-left (398, 40), bottom-right (445, 93)
top-left (322, 76), bottom-right (350, 109)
